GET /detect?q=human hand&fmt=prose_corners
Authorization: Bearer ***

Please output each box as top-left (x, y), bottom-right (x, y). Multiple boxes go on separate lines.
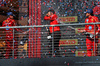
top-left (23, 32), bottom-right (26, 34)
top-left (47, 35), bottom-right (52, 39)
top-left (23, 31), bottom-right (28, 34)
top-left (11, 46), bottom-right (14, 50)
top-left (78, 30), bottom-right (85, 33)
top-left (96, 32), bottom-right (99, 35)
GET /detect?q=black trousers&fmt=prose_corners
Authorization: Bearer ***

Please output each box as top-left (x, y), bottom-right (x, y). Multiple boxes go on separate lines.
top-left (49, 31), bottom-right (61, 57)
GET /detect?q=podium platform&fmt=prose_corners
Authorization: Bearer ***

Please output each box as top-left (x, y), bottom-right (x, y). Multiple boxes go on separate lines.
top-left (0, 57), bottom-right (100, 66)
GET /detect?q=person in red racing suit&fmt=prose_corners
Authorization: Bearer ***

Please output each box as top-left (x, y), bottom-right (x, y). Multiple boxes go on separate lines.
top-left (2, 12), bottom-right (23, 59)
top-left (80, 9), bottom-right (100, 57)
top-left (44, 9), bottom-right (61, 57)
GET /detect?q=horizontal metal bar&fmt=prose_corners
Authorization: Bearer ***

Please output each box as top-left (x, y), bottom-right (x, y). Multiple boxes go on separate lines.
top-left (0, 22), bottom-right (100, 29)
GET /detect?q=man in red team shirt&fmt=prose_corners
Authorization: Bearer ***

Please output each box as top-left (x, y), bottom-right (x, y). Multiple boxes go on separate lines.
top-left (80, 9), bottom-right (100, 57)
top-left (44, 9), bottom-right (61, 57)
top-left (2, 12), bottom-right (23, 59)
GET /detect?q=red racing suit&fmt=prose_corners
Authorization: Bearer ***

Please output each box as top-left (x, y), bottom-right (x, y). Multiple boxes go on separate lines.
top-left (2, 18), bottom-right (23, 59)
top-left (44, 14), bottom-right (61, 56)
top-left (44, 14), bottom-right (60, 33)
top-left (85, 16), bottom-right (99, 57)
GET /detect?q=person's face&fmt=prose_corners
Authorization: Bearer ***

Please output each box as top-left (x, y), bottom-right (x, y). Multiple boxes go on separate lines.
top-left (86, 13), bottom-right (90, 17)
top-left (9, 15), bottom-right (13, 19)
top-left (47, 12), bottom-right (53, 16)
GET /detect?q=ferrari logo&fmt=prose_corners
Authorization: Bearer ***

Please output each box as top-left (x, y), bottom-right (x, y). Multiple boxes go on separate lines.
top-left (91, 19), bottom-right (93, 21)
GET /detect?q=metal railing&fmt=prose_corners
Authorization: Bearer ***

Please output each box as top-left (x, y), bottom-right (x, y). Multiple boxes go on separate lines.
top-left (0, 22), bottom-right (100, 59)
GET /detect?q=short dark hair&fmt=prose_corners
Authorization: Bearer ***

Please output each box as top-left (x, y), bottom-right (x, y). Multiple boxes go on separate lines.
top-left (47, 9), bottom-right (55, 14)
top-left (90, 13), bottom-right (94, 16)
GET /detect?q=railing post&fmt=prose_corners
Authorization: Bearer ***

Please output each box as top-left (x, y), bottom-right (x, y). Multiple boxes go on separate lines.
top-left (12, 28), bottom-right (15, 59)
top-left (94, 24), bottom-right (96, 56)
top-left (52, 26), bottom-right (54, 57)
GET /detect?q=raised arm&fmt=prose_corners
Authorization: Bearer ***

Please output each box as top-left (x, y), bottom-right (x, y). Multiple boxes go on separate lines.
top-left (44, 14), bottom-right (57, 21)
